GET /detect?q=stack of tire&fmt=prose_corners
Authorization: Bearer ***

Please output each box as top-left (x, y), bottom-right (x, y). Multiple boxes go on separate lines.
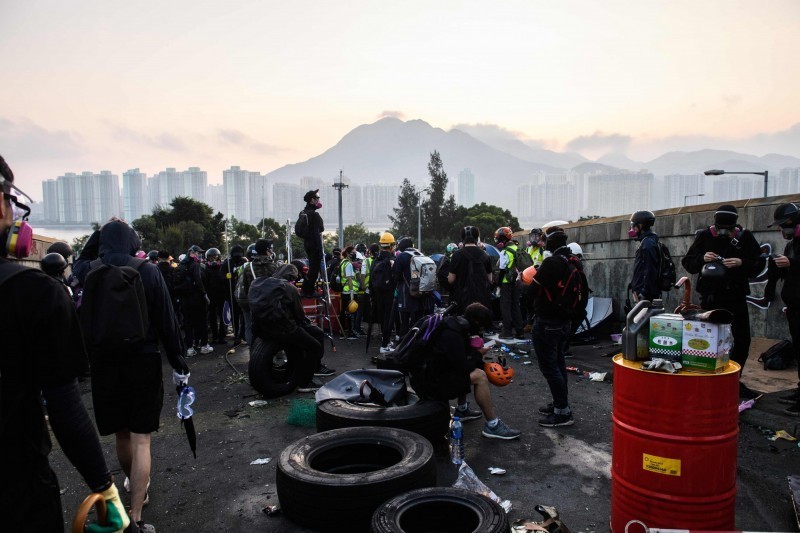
top-left (276, 427), bottom-right (509, 532)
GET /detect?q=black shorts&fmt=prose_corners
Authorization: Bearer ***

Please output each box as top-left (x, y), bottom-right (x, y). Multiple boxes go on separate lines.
top-left (91, 353), bottom-right (164, 435)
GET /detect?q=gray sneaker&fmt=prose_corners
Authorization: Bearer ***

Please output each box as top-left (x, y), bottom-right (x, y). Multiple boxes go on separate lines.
top-left (454, 403), bottom-right (483, 422)
top-left (481, 418), bottom-right (521, 440)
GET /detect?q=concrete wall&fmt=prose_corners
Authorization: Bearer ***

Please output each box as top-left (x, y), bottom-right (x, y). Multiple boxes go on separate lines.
top-left (557, 194), bottom-right (800, 339)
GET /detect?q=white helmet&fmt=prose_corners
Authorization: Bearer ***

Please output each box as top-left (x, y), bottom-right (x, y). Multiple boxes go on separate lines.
top-left (567, 242), bottom-right (583, 256)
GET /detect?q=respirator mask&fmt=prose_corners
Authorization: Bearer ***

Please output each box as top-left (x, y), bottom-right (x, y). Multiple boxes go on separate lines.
top-left (1, 178), bottom-right (34, 259)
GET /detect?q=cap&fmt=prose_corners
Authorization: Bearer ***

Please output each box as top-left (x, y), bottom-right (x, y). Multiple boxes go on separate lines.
top-left (303, 189), bottom-right (320, 203)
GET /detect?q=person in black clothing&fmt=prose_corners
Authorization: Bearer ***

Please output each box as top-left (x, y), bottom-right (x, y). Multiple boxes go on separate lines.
top-left (681, 204), bottom-right (765, 399)
top-left (530, 227), bottom-right (578, 428)
top-left (448, 226), bottom-right (492, 312)
top-left (765, 203), bottom-right (800, 415)
top-left (0, 156), bottom-right (130, 532)
top-left (73, 219), bottom-right (189, 532)
top-left (204, 247), bottom-right (227, 344)
top-left (222, 245), bottom-right (246, 346)
top-left (410, 303), bottom-right (520, 440)
top-left (180, 245), bottom-right (212, 356)
top-left (252, 264), bottom-right (326, 392)
top-left (301, 189), bottom-right (325, 297)
top-left (372, 232), bottom-right (398, 353)
top-left (628, 210), bottom-right (661, 302)
top-left (393, 236), bottom-right (434, 337)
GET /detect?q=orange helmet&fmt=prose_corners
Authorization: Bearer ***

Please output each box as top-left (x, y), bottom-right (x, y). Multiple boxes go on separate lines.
top-left (521, 265), bottom-right (537, 285)
top-left (484, 362), bottom-right (514, 386)
top-left (494, 226), bottom-right (513, 243)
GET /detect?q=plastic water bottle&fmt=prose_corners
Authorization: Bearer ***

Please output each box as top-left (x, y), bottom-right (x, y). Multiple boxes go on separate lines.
top-left (449, 416), bottom-right (464, 465)
top-left (177, 386), bottom-right (196, 419)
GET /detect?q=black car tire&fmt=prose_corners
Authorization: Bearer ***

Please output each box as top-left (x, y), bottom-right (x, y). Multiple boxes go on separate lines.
top-left (277, 426), bottom-right (437, 532)
top-left (247, 337), bottom-right (300, 398)
top-left (371, 487), bottom-right (509, 533)
top-left (316, 393), bottom-right (450, 446)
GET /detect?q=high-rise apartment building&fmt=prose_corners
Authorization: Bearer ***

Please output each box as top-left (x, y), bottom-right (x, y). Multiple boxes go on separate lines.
top-left (207, 184), bottom-right (225, 215)
top-left (660, 174), bottom-right (705, 209)
top-left (517, 173), bottom-right (578, 224)
top-left (223, 166), bottom-right (264, 221)
top-left (42, 170), bottom-right (121, 224)
top-left (361, 184), bottom-right (401, 225)
top-left (456, 169), bottom-right (475, 207)
top-left (585, 170), bottom-right (654, 218)
top-left (272, 182), bottom-right (306, 223)
top-left (122, 168), bottom-right (147, 222)
top-left (150, 167), bottom-right (208, 209)
top-left (776, 167), bottom-right (800, 196)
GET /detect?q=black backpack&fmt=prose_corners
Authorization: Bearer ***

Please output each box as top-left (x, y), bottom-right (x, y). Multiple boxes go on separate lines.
top-left (294, 210), bottom-right (310, 239)
top-left (515, 248), bottom-right (534, 272)
top-left (655, 239), bottom-right (677, 292)
top-left (327, 257), bottom-right (343, 292)
top-left (544, 254), bottom-right (589, 322)
top-left (249, 276), bottom-right (295, 337)
top-left (369, 256), bottom-right (393, 294)
top-left (80, 258), bottom-right (149, 354)
top-left (758, 340), bottom-right (794, 370)
top-left (172, 261), bottom-right (195, 296)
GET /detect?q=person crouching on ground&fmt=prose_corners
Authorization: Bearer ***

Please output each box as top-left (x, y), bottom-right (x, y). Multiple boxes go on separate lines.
top-left (409, 302), bottom-right (521, 440)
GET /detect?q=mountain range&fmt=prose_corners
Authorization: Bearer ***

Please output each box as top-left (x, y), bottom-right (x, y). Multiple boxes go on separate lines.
top-left (265, 117), bottom-right (800, 206)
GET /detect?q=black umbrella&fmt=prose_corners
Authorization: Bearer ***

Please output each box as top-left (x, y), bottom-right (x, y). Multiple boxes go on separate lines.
top-left (176, 383), bottom-right (197, 459)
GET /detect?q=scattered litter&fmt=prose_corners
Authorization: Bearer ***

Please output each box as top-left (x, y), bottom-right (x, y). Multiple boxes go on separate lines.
top-left (59, 488), bottom-right (67, 495)
top-left (589, 372), bottom-right (607, 382)
top-left (250, 458), bottom-right (271, 465)
top-left (262, 505), bottom-right (281, 516)
top-left (488, 467), bottom-right (506, 475)
top-left (248, 400), bottom-right (269, 407)
top-left (522, 361), bottom-right (533, 365)
top-left (642, 358), bottom-right (682, 374)
top-left (775, 430), bottom-right (797, 442)
top-left (453, 461), bottom-right (512, 513)
top-left (512, 504), bottom-right (570, 532)
top-left (566, 366), bottom-right (582, 375)
top-left (738, 399), bottom-right (756, 413)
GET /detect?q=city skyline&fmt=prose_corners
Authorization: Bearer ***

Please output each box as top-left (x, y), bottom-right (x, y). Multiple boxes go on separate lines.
top-left (2, 1), bottom-right (800, 201)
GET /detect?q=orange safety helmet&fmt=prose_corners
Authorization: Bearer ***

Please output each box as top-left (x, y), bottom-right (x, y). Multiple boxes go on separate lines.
top-left (484, 362), bottom-right (514, 386)
top-left (520, 265), bottom-right (537, 285)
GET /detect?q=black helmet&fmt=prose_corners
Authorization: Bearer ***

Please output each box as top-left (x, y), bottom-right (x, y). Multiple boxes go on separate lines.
top-left (255, 239), bottom-right (272, 256)
top-left (188, 244), bottom-right (203, 254)
top-left (355, 243), bottom-right (367, 255)
top-left (769, 203), bottom-right (800, 228)
top-left (230, 244), bottom-right (244, 258)
top-left (713, 205), bottom-right (738, 228)
top-left (205, 247), bottom-right (221, 260)
top-left (461, 226), bottom-right (480, 243)
top-left (47, 241), bottom-right (73, 260)
top-left (397, 236), bottom-right (414, 251)
top-left (41, 252), bottom-right (67, 277)
top-left (630, 210), bottom-right (655, 229)
top-left (147, 250), bottom-right (159, 262)
top-left (245, 243), bottom-right (257, 260)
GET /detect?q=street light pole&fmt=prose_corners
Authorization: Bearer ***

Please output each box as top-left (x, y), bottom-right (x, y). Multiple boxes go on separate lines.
top-left (684, 193), bottom-right (705, 206)
top-left (332, 170), bottom-right (348, 249)
top-left (704, 169), bottom-right (769, 198)
top-left (417, 187), bottom-right (430, 252)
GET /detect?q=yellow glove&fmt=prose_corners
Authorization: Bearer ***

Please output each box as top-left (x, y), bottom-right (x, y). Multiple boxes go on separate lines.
top-left (86, 483), bottom-right (130, 533)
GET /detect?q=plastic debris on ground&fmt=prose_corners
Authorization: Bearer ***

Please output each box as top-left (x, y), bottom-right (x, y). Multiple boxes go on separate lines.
top-left (512, 504), bottom-right (570, 532)
top-left (452, 461), bottom-right (512, 513)
top-left (248, 400), bottom-right (269, 407)
top-left (488, 467), bottom-right (506, 475)
top-left (250, 457), bottom-right (271, 465)
top-left (738, 399), bottom-right (756, 413)
top-left (522, 361), bottom-right (533, 365)
top-left (774, 430), bottom-right (798, 442)
top-left (262, 505), bottom-right (281, 516)
top-left (588, 372), bottom-right (607, 382)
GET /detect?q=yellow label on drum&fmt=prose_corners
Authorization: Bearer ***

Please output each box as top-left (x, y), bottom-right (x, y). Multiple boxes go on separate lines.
top-left (687, 338), bottom-right (710, 350)
top-left (642, 453), bottom-right (681, 476)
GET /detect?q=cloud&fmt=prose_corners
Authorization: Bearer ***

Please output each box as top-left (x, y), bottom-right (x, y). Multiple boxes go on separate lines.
top-left (377, 110), bottom-right (406, 120)
top-left (721, 94), bottom-right (742, 108)
top-left (110, 125), bottom-right (188, 152)
top-left (451, 122), bottom-right (551, 149)
top-left (565, 131), bottom-right (632, 154)
top-left (216, 129), bottom-right (284, 155)
top-left (0, 116), bottom-right (85, 160)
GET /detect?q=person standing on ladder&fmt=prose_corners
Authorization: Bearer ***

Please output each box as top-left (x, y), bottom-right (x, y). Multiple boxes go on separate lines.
top-left (300, 189), bottom-right (324, 298)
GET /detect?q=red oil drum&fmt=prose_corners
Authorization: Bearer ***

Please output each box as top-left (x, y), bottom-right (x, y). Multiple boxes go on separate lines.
top-left (611, 355), bottom-right (740, 531)
top-left (302, 293), bottom-right (341, 335)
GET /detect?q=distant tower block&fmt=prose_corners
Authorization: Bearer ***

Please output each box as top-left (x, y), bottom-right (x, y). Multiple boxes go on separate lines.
top-left (457, 168), bottom-right (475, 207)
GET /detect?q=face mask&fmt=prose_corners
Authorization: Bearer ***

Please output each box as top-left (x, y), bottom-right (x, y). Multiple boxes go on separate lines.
top-left (315, 201), bottom-right (322, 209)
top-left (5, 197), bottom-right (33, 258)
top-left (496, 241), bottom-right (505, 249)
top-left (781, 225), bottom-right (800, 240)
top-left (469, 335), bottom-right (484, 350)
top-left (627, 224), bottom-right (638, 238)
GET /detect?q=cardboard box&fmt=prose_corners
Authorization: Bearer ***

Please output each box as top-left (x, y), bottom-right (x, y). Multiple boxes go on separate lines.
top-left (680, 320), bottom-right (732, 373)
top-left (649, 314), bottom-right (683, 363)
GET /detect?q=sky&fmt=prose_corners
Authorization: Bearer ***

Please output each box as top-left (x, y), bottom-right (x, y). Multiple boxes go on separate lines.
top-left (2, 0), bottom-right (799, 200)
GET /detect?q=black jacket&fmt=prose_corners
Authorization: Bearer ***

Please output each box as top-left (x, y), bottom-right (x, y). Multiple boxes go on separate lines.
top-left (681, 226), bottom-right (763, 297)
top-left (301, 204), bottom-right (324, 249)
top-left (410, 316), bottom-right (477, 401)
top-left (531, 247), bottom-right (576, 322)
top-left (766, 238), bottom-right (800, 309)
top-left (630, 230), bottom-right (661, 300)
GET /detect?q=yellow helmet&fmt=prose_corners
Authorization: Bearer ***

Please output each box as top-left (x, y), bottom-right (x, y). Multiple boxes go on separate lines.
top-left (379, 232), bottom-right (396, 247)
top-left (347, 299), bottom-right (359, 314)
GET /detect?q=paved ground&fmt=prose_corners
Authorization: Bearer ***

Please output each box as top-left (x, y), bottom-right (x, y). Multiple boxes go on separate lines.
top-left (52, 330), bottom-right (800, 532)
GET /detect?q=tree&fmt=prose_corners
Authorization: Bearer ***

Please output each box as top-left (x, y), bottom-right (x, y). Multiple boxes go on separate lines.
top-left (132, 197), bottom-right (224, 255)
top-left (389, 178), bottom-right (418, 239)
top-left (422, 151), bottom-right (448, 238)
top-left (447, 202), bottom-right (521, 244)
top-left (343, 223), bottom-right (381, 248)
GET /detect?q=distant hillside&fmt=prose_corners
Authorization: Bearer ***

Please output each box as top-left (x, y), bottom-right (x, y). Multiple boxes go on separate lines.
top-left (644, 149), bottom-right (800, 175)
top-left (265, 117), bottom-right (560, 205)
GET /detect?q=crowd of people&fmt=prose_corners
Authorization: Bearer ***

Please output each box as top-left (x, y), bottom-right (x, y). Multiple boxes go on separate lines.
top-left (2, 153), bottom-right (799, 532)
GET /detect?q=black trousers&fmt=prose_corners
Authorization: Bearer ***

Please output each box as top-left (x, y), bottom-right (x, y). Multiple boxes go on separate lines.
top-left (208, 296), bottom-right (225, 341)
top-left (499, 283), bottom-right (523, 336)
top-left (700, 293), bottom-right (751, 371)
top-left (182, 296), bottom-right (209, 348)
top-left (303, 242), bottom-right (322, 294)
top-left (374, 292), bottom-right (394, 347)
top-left (787, 307), bottom-right (800, 388)
top-left (273, 324), bottom-right (325, 385)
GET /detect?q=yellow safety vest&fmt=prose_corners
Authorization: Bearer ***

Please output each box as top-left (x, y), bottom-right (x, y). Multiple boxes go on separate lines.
top-left (501, 244), bottom-right (518, 284)
top-left (341, 259), bottom-right (360, 293)
top-left (361, 256), bottom-right (373, 294)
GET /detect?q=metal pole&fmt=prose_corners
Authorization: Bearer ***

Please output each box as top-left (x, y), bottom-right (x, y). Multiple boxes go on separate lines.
top-left (764, 170), bottom-right (769, 198)
top-left (332, 170), bottom-right (348, 249)
top-left (286, 218), bottom-right (292, 262)
top-left (261, 180), bottom-right (266, 238)
top-left (417, 190), bottom-right (422, 251)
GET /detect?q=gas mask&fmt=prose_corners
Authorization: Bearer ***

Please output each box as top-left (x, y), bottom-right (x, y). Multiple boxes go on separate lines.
top-left (4, 193), bottom-right (33, 259)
